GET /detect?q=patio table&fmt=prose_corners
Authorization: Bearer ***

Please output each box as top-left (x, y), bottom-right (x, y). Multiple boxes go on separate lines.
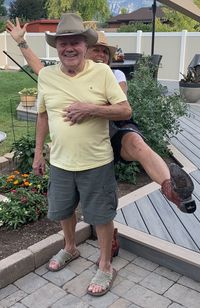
top-left (110, 60), bottom-right (137, 80)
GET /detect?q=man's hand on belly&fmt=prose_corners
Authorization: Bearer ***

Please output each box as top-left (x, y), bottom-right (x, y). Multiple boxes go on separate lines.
top-left (63, 102), bottom-right (95, 125)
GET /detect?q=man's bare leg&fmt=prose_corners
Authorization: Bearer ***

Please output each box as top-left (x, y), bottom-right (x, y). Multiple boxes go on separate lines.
top-left (88, 221), bottom-right (114, 293)
top-left (49, 212), bottom-right (78, 270)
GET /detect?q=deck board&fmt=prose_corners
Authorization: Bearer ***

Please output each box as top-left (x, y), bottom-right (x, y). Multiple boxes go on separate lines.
top-left (122, 202), bottom-right (148, 232)
top-left (115, 103), bottom-right (200, 254)
top-left (135, 196), bottom-right (174, 242)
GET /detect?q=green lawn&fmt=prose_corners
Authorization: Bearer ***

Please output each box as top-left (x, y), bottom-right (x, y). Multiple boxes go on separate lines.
top-left (0, 71), bottom-right (37, 156)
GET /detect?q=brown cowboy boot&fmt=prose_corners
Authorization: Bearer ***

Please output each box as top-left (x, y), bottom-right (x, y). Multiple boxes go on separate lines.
top-left (161, 164), bottom-right (196, 214)
top-left (96, 228), bottom-right (120, 266)
top-left (111, 228), bottom-right (120, 261)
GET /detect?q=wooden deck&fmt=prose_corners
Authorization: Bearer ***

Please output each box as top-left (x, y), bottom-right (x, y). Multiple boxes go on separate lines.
top-left (115, 103), bottom-right (200, 281)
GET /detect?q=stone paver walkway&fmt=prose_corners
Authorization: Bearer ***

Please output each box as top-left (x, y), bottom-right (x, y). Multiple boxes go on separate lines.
top-left (0, 240), bottom-right (200, 308)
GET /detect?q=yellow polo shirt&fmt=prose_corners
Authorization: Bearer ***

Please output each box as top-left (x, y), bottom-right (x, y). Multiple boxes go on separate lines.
top-left (37, 60), bottom-right (127, 171)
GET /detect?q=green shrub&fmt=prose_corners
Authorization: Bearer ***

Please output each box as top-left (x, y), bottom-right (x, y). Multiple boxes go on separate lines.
top-left (115, 161), bottom-right (140, 184)
top-left (11, 135), bottom-right (36, 173)
top-left (128, 57), bottom-right (187, 156)
top-left (0, 188), bottom-right (48, 229)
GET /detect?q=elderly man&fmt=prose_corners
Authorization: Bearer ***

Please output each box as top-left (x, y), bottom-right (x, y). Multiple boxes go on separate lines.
top-left (32, 13), bottom-right (131, 296)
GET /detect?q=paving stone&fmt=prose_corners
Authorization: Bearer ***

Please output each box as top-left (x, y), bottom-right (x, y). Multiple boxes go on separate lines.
top-left (86, 239), bottom-right (99, 248)
top-left (52, 293), bottom-right (90, 307)
top-left (43, 267), bottom-right (76, 286)
top-left (3, 152), bottom-right (14, 160)
top-left (82, 291), bottom-right (118, 308)
top-left (0, 285), bottom-right (18, 301)
top-left (112, 279), bottom-right (135, 297)
top-left (112, 257), bottom-right (129, 271)
top-left (78, 243), bottom-right (99, 259)
top-left (14, 272), bottom-right (48, 294)
top-left (10, 304), bottom-right (27, 308)
top-left (87, 250), bottom-right (100, 263)
top-left (125, 284), bottom-right (171, 308)
top-left (164, 283), bottom-right (200, 308)
top-left (21, 283), bottom-right (66, 308)
top-left (140, 272), bottom-right (174, 294)
top-left (0, 157), bottom-right (8, 170)
top-left (154, 266), bottom-right (181, 282)
top-left (0, 290), bottom-right (27, 308)
top-left (132, 257), bottom-right (159, 271)
top-left (34, 264), bottom-right (49, 276)
top-left (117, 248), bottom-right (137, 262)
top-left (119, 263), bottom-right (150, 283)
top-left (108, 298), bottom-right (132, 308)
top-left (178, 276), bottom-right (200, 292)
top-left (168, 304), bottom-right (187, 308)
top-left (128, 304), bottom-right (144, 308)
top-left (0, 250), bottom-right (34, 289)
top-left (28, 233), bottom-right (64, 268)
top-left (63, 269), bottom-right (94, 297)
top-left (67, 257), bottom-right (93, 274)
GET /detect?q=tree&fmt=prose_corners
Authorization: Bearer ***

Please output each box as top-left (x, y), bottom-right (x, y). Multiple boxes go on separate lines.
top-left (0, 0), bottom-right (7, 16)
top-left (9, 0), bottom-right (48, 20)
top-left (120, 7), bottom-right (128, 14)
top-left (45, 0), bottom-right (110, 21)
top-left (156, 6), bottom-right (200, 32)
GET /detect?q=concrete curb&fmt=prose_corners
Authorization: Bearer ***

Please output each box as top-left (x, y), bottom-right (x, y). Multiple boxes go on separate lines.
top-left (0, 221), bottom-right (91, 289)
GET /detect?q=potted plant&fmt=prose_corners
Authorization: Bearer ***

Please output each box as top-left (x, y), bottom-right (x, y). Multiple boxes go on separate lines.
top-left (19, 87), bottom-right (37, 107)
top-left (179, 56), bottom-right (200, 103)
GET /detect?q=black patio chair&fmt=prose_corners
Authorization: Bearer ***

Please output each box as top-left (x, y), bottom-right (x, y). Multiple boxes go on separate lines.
top-left (124, 53), bottom-right (142, 62)
top-left (149, 54), bottom-right (162, 80)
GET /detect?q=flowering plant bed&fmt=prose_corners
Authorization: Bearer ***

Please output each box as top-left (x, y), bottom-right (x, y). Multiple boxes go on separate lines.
top-left (0, 170), bottom-right (48, 194)
top-left (0, 170), bottom-right (49, 229)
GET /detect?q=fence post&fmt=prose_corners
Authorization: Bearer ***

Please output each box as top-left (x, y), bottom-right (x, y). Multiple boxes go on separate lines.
top-left (45, 31), bottom-right (50, 58)
top-left (3, 31), bottom-right (8, 68)
top-left (179, 30), bottom-right (187, 80)
top-left (136, 30), bottom-right (142, 53)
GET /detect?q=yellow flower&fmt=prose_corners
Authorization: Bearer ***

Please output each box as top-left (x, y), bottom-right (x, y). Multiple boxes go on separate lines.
top-left (13, 180), bottom-right (19, 185)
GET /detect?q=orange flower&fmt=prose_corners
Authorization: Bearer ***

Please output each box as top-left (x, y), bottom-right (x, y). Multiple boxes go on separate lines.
top-left (24, 181), bottom-right (30, 186)
top-left (14, 170), bottom-right (20, 174)
top-left (22, 174), bottom-right (29, 178)
top-left (7, 175), bottom-right (15, 180)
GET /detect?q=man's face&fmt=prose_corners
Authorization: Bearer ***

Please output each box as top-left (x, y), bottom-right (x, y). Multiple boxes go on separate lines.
top-left (86, 45), bottom-right (110, 65)
top-left (56, 35), bottom-right (87, 71)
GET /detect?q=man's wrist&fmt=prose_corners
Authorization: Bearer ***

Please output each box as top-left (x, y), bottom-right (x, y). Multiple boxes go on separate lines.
top-left (17, 39), bottom-right (29, 49)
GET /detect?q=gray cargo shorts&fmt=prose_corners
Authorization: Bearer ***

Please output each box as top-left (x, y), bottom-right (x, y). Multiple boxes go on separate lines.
top-left (47, 162), bottom-right (118, 225)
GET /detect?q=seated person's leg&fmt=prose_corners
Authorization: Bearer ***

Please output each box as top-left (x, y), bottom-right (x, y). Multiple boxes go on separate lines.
top-left (111, 122), bottom-right (196, 213)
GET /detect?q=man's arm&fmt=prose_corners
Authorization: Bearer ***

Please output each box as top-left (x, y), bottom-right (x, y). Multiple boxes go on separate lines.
top-left (63, 100), bottom-right (132, 125)
top-left (32, 111), bottom-right (49, 175)
top-left (6, 18), bottom-right (44, 75)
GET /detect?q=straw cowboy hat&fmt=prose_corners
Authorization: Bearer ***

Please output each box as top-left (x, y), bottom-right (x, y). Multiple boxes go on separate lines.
top-left (45, 13), bottom-right (98, 48)
top-left (95, 31), bottom-right (117, 57)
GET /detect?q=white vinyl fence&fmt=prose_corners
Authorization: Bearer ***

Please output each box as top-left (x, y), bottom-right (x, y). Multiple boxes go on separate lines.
top-left (1, 30), bottom-right (200, 81)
